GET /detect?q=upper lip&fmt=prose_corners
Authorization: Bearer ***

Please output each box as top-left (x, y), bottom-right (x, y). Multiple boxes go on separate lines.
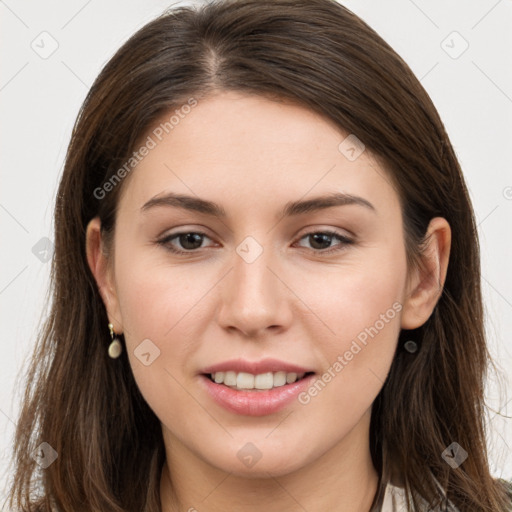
top-left (201, 358), bottom-right (315, 375)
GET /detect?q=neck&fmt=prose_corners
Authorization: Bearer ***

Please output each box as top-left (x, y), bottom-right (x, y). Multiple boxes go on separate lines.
top-left (160, 409), bottom-right (379, 512)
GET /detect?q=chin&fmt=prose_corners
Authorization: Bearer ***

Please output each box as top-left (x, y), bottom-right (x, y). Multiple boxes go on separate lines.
top-left (206, 443), bottom-right (311, 479)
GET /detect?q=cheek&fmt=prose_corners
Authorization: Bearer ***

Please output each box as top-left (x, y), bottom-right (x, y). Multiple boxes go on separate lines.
top-left (112, 247), bottom-right (212, 396)
top-left (114, 248), bottom-right (207, 342)
top-left (293, 246), bottom-right (406, 410)
top-left (297, 243), bottom-right (406, 343)
top-left (113, 258), bottom-right (203, 428)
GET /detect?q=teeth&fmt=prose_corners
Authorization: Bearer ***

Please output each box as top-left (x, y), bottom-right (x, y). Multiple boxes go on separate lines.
top-left (209, 371), bottom-right (306, 390)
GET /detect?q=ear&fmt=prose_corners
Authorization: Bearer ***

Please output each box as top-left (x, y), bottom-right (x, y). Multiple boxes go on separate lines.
top-left (401, 217), bottom-right (451, 330)
top-left (85, 217), bottom-right (124, 333)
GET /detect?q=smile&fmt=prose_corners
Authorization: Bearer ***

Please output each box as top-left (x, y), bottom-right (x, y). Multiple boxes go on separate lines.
top-left (207, 370), bottom-right (311, 390)
top-left (200, 372), bottom-right (317, 416)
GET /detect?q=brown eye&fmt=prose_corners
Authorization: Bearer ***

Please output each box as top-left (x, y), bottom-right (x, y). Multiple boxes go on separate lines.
top-left (296, 230), bottom-right (354, 254)
top-left (157, 231), bottom-right (213, 254)
top-left (176, 233), bottom-right (204, 250)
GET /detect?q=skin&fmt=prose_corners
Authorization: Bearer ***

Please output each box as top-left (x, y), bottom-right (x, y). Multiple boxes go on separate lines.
top-left (86, 91), bottom-right (451, 512)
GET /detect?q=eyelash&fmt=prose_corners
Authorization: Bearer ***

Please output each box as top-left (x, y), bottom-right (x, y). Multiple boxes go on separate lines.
top-left (156, 229), bottom-right (354, 256)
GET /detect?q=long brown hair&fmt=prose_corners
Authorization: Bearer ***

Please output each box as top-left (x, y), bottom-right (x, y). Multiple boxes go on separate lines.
top-left (6, 0), bottom-right (511, 510)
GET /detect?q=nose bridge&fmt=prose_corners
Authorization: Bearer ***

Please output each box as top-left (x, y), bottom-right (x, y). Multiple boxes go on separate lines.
top-left (218, 235), bottom-right (289, 336)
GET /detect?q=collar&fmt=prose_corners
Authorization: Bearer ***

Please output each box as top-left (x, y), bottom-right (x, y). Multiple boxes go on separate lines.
top-left (380, 481), bottom-right (460, 511)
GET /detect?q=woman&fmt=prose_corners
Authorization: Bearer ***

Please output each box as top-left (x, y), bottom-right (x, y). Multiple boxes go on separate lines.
top-left (6, 0), bottom-right (512, 510)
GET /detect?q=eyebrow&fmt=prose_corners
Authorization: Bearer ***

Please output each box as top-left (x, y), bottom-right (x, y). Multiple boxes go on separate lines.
top-left (140, 191), bottom-right (376, 218)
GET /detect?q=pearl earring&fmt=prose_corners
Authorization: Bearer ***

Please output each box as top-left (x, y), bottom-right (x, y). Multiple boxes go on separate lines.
top-left (403, 340), bottom-right (418, 353)
top-left (108, 323), bottom-right (123, 359)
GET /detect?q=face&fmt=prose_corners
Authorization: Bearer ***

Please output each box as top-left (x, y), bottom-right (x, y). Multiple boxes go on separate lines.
top-left (91, 90), bottom-right (426, 478)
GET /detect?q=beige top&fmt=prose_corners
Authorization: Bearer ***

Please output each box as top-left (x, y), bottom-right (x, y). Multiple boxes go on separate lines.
top-left (381, 482), bottom-right (460, 511)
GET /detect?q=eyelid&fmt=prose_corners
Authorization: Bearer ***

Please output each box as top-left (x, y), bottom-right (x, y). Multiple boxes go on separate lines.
top-left (295, 223), bottom-right (355, 240)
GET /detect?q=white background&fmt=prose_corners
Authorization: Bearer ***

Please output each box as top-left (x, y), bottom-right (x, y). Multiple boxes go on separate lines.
top-left (1, 0), bottom-right (511, 505)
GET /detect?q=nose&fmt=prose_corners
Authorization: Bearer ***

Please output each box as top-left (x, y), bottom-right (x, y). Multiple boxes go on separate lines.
top-left (216, 243), bottom-right (292, 338)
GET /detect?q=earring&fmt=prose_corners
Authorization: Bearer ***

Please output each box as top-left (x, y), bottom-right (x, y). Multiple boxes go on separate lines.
top-left (403, 340), bottom-right (418, 354)
top-left (108, 323), bottom-right (123, 359)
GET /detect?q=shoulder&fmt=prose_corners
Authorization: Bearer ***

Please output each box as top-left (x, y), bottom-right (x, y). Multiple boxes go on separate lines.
top-left (496, 478), bottom-right (512, 510)
top-left (381, 481), bottom-right (460, 512)
top-left (381, 477), bottom-right (512, 512)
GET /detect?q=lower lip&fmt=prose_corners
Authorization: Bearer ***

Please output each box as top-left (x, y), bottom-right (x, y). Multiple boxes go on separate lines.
top-left (199, 373), bottom-right (316, 416)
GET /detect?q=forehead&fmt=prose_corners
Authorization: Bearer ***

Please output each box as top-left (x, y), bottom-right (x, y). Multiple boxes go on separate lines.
top-left (117, 91), bottom-right (399, 218)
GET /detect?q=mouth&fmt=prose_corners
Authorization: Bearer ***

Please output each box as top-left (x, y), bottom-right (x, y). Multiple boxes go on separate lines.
top-left (199, 370), bottom-right (317, 416)
top-left (202, 370), bottom-right (316, 392)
